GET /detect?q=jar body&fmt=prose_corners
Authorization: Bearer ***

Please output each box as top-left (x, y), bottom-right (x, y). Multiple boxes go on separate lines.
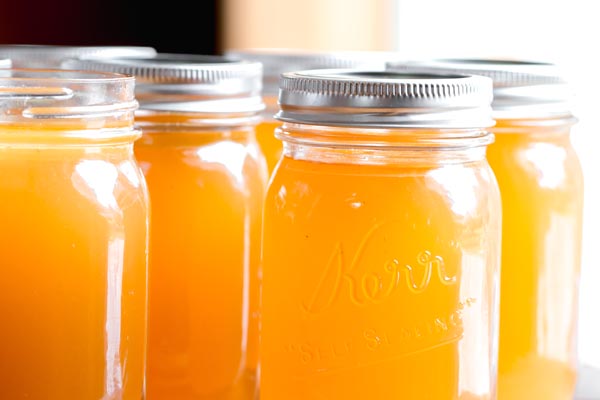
top-left (0, 133), bottom-right (149, 399)
top-left (489, 120), bottom-right (583, 400)
top-left (261, 125), bottom-right (502, 399)
top-left (135, 118), bottom-right (267, 399)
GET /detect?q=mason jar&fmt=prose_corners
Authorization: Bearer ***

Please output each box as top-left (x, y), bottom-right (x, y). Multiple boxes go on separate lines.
top-left (389, 59), bottom-right (583, 400)
top-left (261, 70), bottom-right (501, 399)
top-left (68, 54), bottom-right (267, 399)
top-left (0, 69), bottom-right (148, 399)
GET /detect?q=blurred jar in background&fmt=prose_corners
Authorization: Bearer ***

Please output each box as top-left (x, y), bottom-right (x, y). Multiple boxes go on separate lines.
top-left (390, 59), bottom-right (583, 400)
top-left (0, 45), bottom-right (156, 68)
top-left (0, 69), bottom-right (148, 399)
top-left (225, 50), bottom-right (397, 174)
top-left (68, 55), bottom-right (267, 400)
top-left (261, 70), bottom-right (501, 399)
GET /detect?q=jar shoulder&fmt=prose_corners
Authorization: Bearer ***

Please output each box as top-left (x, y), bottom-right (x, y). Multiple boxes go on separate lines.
top-left (267, 156), bottom-right (501, 224)
top-left (0, 151), bottom-right (148, 219)
top-left (487, 135), bottom-right (583, 194)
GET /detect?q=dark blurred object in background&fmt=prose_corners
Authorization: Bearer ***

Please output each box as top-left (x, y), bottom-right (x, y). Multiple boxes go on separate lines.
top-left (0, 0), bottom-right (219, 54)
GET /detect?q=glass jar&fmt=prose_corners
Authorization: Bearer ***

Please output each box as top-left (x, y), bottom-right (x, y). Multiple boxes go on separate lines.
top-left (68, 55), bottom-right (267, 399)
top-left (0, 45), bottom-right (156, 68)
top-left (389, 59), bottom-right (583, 400)
top-left (225, 50), bottom-right (399, 174)
top-left (261, 70), bottom-right (501, 399)
top-left (0, 69), bottom-right (148, 399)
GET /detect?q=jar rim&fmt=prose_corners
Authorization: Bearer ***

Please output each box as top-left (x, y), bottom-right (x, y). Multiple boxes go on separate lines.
top-left (0, 68), bottom-right (137, 122)
top-left (0, 68), bottom-right (135, 83)
top-left (0, 45), bottom-right (156, 68)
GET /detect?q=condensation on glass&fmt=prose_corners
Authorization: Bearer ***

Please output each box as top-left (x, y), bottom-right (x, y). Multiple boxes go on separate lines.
top-left (261, 69), bottom-right (501, 400)
top-left (0, 69), bottom-right (148, 399)
top-left (389, 59), bottom-right (583, 400)
top-left (67, 54), bottom-right (267, 400)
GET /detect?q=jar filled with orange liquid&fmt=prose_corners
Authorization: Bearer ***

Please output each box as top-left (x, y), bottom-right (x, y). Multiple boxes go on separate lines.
top-left (0, 69), bottom-right (148, 399)
top-left (225, 50), bottom-right (398, 174)
top-left (0, 45), bottom-right (156, 68)
top-left (68, 55), bottom-right (267, 399)
top-left (261, 70), bottom-right (501, 399)
top-left (389, 59), bottom-right (583, 400)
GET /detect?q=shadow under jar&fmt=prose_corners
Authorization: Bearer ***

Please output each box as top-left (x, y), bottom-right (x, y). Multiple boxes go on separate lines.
top-left (260, 70), bottom-right (502, 399)
top-left (68, 54), bottom-right (267, 400)
top-left (389, 59), bottom-right (583, 400)
top-left (0, 69), bottom-right (149, 399)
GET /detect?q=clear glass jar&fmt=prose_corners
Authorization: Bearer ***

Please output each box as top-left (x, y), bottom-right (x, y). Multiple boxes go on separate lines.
top-left (68, 55), bottom-right (267, 399)
top-left (0, 69), bottom-right (148, 399)
top-left (389, 59), bottom-right (583, 400)
top-left (490, 117), bottom-right (582, 400)
top-left (261, 71), bottom-right (501, 399)
top-left (225, 50), bottom-right (399, 174)
top-left (0, 45), bottom-right (156, 68)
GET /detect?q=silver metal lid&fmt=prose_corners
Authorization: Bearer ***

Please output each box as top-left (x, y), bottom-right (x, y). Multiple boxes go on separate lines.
top-left (64, 54), bottom-right (264, 114)
top-left (226, 49), bottom-right (400, 96)
top-left (277, 70), bottom-right (494, 129)
top-left (388, 59), bottom-right (571, 119)
top-left (0, 45), bottom-right (156, 68)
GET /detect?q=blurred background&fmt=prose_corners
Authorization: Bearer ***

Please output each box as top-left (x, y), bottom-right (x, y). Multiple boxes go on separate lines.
top-left (2, 0), bottom-right (597, 397)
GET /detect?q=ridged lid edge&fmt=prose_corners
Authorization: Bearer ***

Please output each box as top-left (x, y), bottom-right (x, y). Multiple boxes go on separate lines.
top-left (277, 70), bottom-right (494, 128)
top-left (65, 54), bottom-right (262, 85)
